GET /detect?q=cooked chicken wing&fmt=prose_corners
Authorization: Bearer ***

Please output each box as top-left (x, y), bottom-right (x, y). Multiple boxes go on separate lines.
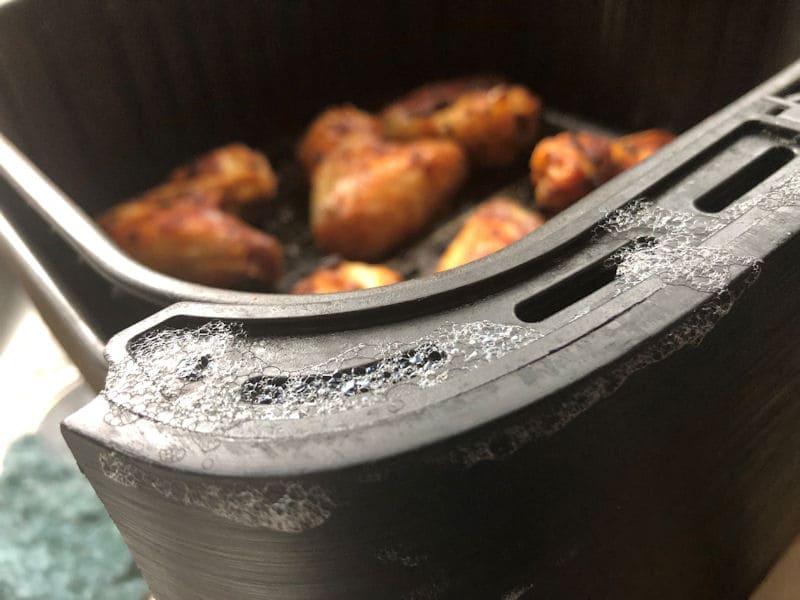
top-left (529, 131), bottom-right (619, 213)
top-left (292, 261), bottom-right (402, 294)
top-left (436, 197), bottom-right (545, 272)
top-left (530, 129), bottom-right (674, 213)
top-left (98, 190), bottom-right (283, 288)
top-left (609, 129), bottom-right (674, 171)
top-left (159, 143), bottom-right (279, 216)
top-left (311, 135), bottom-right (468, 260)
top-left (382, 76), bottom-right (542, 168)
top-left (297, 105), bottom-right (383, 174)
top-left (98, 143), bottom-right (283, 288)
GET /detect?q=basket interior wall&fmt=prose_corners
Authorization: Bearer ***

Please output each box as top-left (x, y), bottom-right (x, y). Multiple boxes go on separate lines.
top-left (1, 0), bottom-right (798, 211)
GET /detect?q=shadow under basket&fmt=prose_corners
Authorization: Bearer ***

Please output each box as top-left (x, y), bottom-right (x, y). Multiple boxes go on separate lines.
top-left (0, 1), bottom-right (799, 599)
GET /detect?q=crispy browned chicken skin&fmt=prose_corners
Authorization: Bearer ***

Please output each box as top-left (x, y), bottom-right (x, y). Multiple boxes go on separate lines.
top-left (98, 144), bottom-right (283, 289)
top-left (155, 143), bottom-right (279, 216)
top-left (437, 197), bottom-right (545, 272)
top-left (99, 191), bottom-right (283, 288)
top-left (382, 76), bottom-right (542, 168)
top-left (530, 131), bottom-right (617, 212)
top-left (530, 129), bottom-right (673, 212)
top-left (311, 135), bottom-right (468, 261)
top-left (297, 105), bottom-right (383, 174)
top-left (292, 261), bottom-right (402, 294)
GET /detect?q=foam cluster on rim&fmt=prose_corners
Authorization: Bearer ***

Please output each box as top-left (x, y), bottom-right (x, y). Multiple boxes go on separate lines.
top-left (600, 198), bottom-right (761, 293)
top-left (439, 192), bottom-right (775, 468)
top-left (98, 449), bottom-right (335, 532)
top-left (101, 320), bottom-right (544, 434)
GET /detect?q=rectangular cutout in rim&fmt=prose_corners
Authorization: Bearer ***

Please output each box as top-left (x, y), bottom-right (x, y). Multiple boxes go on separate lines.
top-left (515, 259), bottom-right (616, 323)
top-left (514, 249), bottom-right (629, 325)
top-left (515, 238), bottom-right (655, 324)
top-left (694, 146), bottom-right (795, 213)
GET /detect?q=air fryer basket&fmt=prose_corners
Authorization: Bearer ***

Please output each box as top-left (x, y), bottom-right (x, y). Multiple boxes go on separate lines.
top-left (1, 1), bottom-right (800, 599)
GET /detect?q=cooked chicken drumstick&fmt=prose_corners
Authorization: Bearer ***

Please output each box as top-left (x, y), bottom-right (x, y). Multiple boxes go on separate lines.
top-left (99, 190), bottom-right (283, 288)
top-left (529, 131), bottom-right (618, 213)
top-left (437, 197), bottom-right (545, 272)
top-left (530, 129), bottom-right (673, 212)
top-left (297, 105), bottom-right (383, 174)
top-left (310, 135), bottom-right (468, 261)
top-left (382, 76), bottom-right (542, 168)
top-left (292, 261), bottom-right (402, 294)
top-left (98, 144), bottom-right (283, 288)
top-left (299, 99), bottom-right (470, 262)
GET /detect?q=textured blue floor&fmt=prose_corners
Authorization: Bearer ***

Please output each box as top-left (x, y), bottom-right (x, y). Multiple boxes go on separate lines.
top-left (0, 435), bottom-right (148, 600)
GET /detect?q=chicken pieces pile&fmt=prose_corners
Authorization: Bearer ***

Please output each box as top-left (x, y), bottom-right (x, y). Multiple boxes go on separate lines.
top-left (97, 77), bottom-right (674, 294)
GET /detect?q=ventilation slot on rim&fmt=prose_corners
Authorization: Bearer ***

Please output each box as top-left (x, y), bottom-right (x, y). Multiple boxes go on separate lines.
top-left (514, 238), bottom-right (655, 324)
top-left (514, 262), bottom-right (616, 323)
top-left (694, 146), bottom-right (795, 213)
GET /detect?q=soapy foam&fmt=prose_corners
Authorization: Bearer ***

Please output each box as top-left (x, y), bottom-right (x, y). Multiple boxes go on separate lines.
top-left (438, 196), bottom-right (765, 468)
top-left (599, 199), bottom-right (760, 294)
top-left (101, 321), bottom-right (543, 435)
top-left (99, 449), bottom-right (334, 532)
